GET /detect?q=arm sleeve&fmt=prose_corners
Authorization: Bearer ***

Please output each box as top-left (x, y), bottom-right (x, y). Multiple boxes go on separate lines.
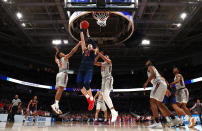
top-left (88, 37), bottom-right (96, 49)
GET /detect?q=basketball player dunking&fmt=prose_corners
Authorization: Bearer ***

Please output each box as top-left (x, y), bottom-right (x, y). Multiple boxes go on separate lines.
top-left (51, 42), bottom-right (81, 114)
top-left (94, 52), bottom-right (118, 122)
top-left (170, 67), bottom-right (195, 128)
top-left (23, 96), bottom-right (38, 123)
top-left (77, 23), bottom-right (98, 111)
top-left (143, 60), bottom-right (180, 128)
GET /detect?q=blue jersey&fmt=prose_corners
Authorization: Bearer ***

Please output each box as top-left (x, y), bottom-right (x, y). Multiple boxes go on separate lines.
top-left (79, 37), bottom-right (97, 71)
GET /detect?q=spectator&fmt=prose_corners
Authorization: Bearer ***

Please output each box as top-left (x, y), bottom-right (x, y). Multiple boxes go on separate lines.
top-left (190, 99), bottom-right (202, 124)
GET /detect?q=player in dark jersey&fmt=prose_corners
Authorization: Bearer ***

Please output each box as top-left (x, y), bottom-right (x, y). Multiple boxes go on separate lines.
top-left (77, 23), bottom-right (98, 111)
top-left (23, 96), bottom-right (38, 123)
top-left (163, 86), bottom-right (192, 127)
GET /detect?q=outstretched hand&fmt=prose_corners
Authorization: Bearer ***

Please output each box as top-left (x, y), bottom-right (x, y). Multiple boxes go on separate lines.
top-left (55, 47), bottom-right (59, 53)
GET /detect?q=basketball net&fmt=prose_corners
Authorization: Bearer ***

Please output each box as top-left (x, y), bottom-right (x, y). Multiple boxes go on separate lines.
top-left (92, 11), bottom-right (110, 27)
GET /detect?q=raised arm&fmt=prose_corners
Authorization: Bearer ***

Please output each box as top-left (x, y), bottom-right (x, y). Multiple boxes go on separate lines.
top-left (170, 74), bottom-right (182, 86)
top-left (80, 23), bottom-right (86, 53)
top-left (94, 55), bottom-right (102, 66)
top-left (54, 47), bottom-right (59, 64)
top-left (97, 52), bottom-right (112, 65)
top-left (64, 41), bottom-right (81, 61)
top-left (87, 29), bottom-right (96, 49)
top-left (143, 66), bottom-right (155, 89)
top-left (94, 91), bottom-right (101, 99)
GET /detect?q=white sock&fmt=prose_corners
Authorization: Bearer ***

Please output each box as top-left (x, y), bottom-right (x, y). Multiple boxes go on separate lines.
top-left (95, 118), bottom-right (97, 121)
top-left (55, 100), bottom-right (59, 105)
top-left (90, 96), bottom-right (94, 101)
top-left (185, 115), bottom-right (190, 121)
top-left (85, 94), bottom-right (90, 99)
top-left (165, 117), bottom-right (171, 123)
top-left (111, 109), bottom-right (116, 114)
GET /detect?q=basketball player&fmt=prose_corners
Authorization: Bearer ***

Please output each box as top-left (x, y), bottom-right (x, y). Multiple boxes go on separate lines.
top-left (170, 67), bottom-right (195, 128)
top-left (143, 60), bottom-right (180, 128)
top-left (94, 91), bottom-right (108, 125)
top-left (163, 86), bottom-right (194, 127)
top-left (23, 96), bottom-right (38, 123)
top-left (51, 42), bottom-right (81, 114)
top-left (94, 52), bottom-right (118, 122)
top-left (77, 23), bottom-right (98, 111)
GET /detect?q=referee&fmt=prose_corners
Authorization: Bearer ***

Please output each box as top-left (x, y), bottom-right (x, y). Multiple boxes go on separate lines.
top-left (8, 94), bottom-right (21, 122)
top-left (190, 99), bottom-right (202, 124)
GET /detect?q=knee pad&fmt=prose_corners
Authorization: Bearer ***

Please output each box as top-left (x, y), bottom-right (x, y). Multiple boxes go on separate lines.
top-left (84, 81), bottom-right (90, 90)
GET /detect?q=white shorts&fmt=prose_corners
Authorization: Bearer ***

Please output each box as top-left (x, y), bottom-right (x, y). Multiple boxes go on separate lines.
top-left (101, 76), bottom-right (113, 92)
top-left (96, 101), bottom-right (107, 111)
top-left (150, 81), bottom-right (167, 102)
top-left (176, 88), bottom-right (189, 103)
top-left (55, 72), bottom-right (68, 88)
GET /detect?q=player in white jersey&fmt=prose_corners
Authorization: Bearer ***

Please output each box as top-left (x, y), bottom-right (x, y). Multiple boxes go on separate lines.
top-left (170, 67), bottom-right (195, 128)
top-left (93, 91), bottom-right (108, 125)
top-left (143, 60), bottom-right (180, 128)
top-left (94, 52), bottom-right (118, 123)
top-left (51, 42), bottom-right (81, 114)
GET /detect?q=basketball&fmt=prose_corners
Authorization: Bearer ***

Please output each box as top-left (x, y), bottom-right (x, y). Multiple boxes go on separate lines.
top-left (81, 20), bottom-right (89, 29)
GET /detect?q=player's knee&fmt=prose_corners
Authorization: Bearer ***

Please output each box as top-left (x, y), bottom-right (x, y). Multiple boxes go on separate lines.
top-left (150, 98), bottom-right (156, 104)
top-left (84, 81), bottom-right (90, 90)
top-left (77, 80), bottom-right (83, 88)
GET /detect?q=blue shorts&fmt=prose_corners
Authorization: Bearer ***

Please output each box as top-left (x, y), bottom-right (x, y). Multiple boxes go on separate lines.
top-left (29, 107), bottom-right (36, 112)
top-left (163, 95), bottom-right (176, 105)
top-left (76, 70), bottom-right (93, 88)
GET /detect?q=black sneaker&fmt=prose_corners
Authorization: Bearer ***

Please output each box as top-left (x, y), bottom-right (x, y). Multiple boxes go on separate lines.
top-left (33, 119), bottom-right (35, 123)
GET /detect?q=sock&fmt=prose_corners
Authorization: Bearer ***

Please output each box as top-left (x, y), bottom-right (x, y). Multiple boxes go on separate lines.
top-left (185, 115), bottom-right (190, 121)
top-left (55, 100), bottom-right (59, 105)
top-left (85, 94), bottom-right (90, 99)
top-left (104, 119), bottom-right (107, 121)
top-left (95, 118), bottom-right (97, 121)
top-left (165, 116), bottom-right (171, 123)
top-left (111, 109), bottom-right (116, 114)
top-left (155, 117), bottom-right (160, 123)
top-left (170, 115), bottom-right (175, 120)
top-left (90, 96), bottom-right (94, 101)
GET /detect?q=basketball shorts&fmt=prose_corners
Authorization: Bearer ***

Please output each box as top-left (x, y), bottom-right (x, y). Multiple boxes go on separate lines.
top-left (176, 88), bottom-right (189, 103)
top-left (56, 72), bottom-right (68, 88)
top-left (150, 81), bottom-right (167, 102)
top-left (96, 100), bottom-right (107, 111)
top-left (101, 76), bottom-right (113, 92)
top-left (163, 95), bottom-right (177, 105)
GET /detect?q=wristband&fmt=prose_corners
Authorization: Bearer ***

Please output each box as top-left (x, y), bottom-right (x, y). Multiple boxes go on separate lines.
top-left (80, 29), bottom-right (84, 32)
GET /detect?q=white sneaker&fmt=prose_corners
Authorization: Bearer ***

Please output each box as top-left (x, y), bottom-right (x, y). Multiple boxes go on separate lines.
top-left (170, 118), bottom-right (180, 127)
top-left (148, 122), bottom-right (162, 128)
top-left (179, 118), bottom-right (185, 126)
top-left (51, 104), bottom-right (62, 114)
top-left (111, 111), bottom-right (118, 122)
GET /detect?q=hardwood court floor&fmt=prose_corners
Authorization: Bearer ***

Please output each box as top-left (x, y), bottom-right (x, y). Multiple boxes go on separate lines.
top-left (0, 121), bottom-right (201, 131)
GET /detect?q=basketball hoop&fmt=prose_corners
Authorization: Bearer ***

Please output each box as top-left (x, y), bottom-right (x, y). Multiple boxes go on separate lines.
top-left (92, 11), bottom-right (110, 27)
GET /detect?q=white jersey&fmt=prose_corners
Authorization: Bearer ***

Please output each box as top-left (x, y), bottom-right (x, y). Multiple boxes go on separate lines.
top-left (147, 66), bottom-right (163, 86)
top-left (58, 57), bottom-right (69, 73)
top-left (174, 74), bottom-right (185, 90)
top-left (101, 62), bottom-right (112, 78)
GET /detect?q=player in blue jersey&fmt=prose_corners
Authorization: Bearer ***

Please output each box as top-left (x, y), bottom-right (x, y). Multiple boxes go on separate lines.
top-left (77, 23), bottom-right (98, 111)
top-left (163, 82), bottom-right (194, 127)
